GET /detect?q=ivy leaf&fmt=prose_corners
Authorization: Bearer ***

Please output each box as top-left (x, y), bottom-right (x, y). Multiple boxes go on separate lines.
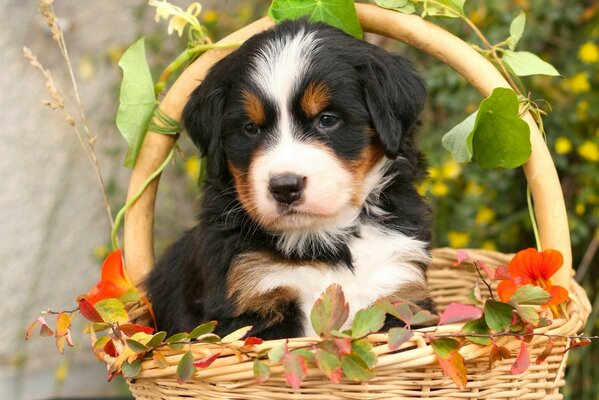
top-left (153, 351), bottom-right (169, 369)
top-left (422, 0), bottom-right (464, 18)
top-left (503, 50), bottom-right (560, 77)
top-left (193, 351), bottom-right (222, 369)
top-left (268, 0), bottom-right (363, 39)
top-left (374, 0), bottom-right (416, 14)
top-left (116, 37), bottom-right (156, 168)
top-left (119, 323), bottom-right (155, 337)
top-left (221, 326), bottom-right (252, 343)
top-left (472, 88), bottom-right (531, 169)
top-left (484, 300), bottom-right (515, 332)
top-left (511, 341), bottom-right (530, 375)
top-left (536, 338), bottom-right (554, 364)
top-left (439, 303), bottom-right (482, 325)
top-left (351, 305), bottom-right (386, 337)
top-left (176, 351), bottom-right (196, 384)
top-left (316, 350), bottom-right (343, 384)
top-left (508, 12), bottom-right (526, 50)
top-left (282, 353), bottom-right (308, 389)
top-left (441, 111), bottom-right (477, 163)
top-left (509, 285), bottom-right (550, 305)
top-left (189, 321), bottom-right (217, 339)
top-left (77, 297), bottom-right (104, 323)
top-left (388, 327), bottom-right (414, 350)
top-left (253, 360), bottom-right (271, 383)
top-left (94, 298), bottom-right (129, 324)
top-left (411, 309), bottom-right (439, 326)
top-left (311, 284), bottom-right (350, 337)
top-left (431, 338), bottom-right (467, 390)
top-left (462, 318), bottom-right (492, 345)
top-left (340, 354), bottom-right (375, 381)
top-left (122, 359), bottom-right (142, 378)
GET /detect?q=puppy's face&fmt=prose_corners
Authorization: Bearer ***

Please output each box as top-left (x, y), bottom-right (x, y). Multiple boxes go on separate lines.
top-left (184, 21), bottom-right (426, 236)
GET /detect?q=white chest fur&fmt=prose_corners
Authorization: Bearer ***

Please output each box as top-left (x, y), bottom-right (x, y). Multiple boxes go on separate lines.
top-left (253, 223), bottom-right (430, 336)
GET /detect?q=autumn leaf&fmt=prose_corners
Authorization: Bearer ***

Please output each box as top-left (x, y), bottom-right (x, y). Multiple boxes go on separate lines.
top-left (316, 350), bottom-right (343, 384)
top-left (431, 338), bottom-right (467, 390)
top-left (94, 298), bottom-right (129, 324)
top-left (564, 339), bottom-right (591, 354)
top-left (36, 316), bottom-right (54, 337)
top-left (176, 351), bottom-right (196, 384)
top-left (536, 339), bottom-right (554, 364)
top-left (310, 284), bottom-right (350, 337)
top-left (340, 354), bottom-right (375, 381)
top-left (454, 249), bottom-right (470, 265)
top-left (119, 323), bottom-right (154, 337)
top-left (511, 341), bottom-right (530, 374)
top-left (378, 299), bottom-right (413, 326)
top-left (268, 341), bottom-right (288, 363)
top-left (253, 360), bottom-right (270, 383)
top-left (333, 338), bottom-right (352, 355)
top-left (439, 303), bottom-right (482, 325)
top-left (25, 319), bottom-right (40, 340)
top-left (283, 353), bottom-right (308, 389)
top-left (489, 343), bottom-right (510, 369)
top-left (77, 296), bottom-right (104, 323)
top-left (194, 351), bottom-right (222, 368)
top-left (104, 339), bottom-right (118, 358)
top-left (411, 309), bottom-right (439, 326)
top-left (153, 351), bottom-right (169, 369)
top-left (243, 336), bottom-right (264, 347)
top-left (221, 326), bottom-right (252, 343)
top-left (388, 327), bottom-right (414, 350)
top-left (352, 339), bottom-right (376, 368)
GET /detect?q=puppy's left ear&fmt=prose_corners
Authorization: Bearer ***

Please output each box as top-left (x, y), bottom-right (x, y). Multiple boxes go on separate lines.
top-left (360, 48), bottom-right (426, 159)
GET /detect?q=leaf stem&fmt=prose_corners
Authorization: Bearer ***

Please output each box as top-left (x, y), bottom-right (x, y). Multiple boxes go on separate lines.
top-left (110, 145), bottom-right (176, 250)
top-left (472, 260), bottom-right (495, 300)
top-left (526, 185), bottom-right (541, 251)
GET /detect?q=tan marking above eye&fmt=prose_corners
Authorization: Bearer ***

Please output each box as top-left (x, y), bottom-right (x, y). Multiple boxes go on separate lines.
top-left (301, 82), bottom-right (331, 118)
top-left (242, 90), bottom-right (266, 125)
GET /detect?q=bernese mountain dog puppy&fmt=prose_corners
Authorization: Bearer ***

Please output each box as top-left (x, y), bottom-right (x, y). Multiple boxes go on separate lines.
top-left (148, 20), bottom-right (433, 339)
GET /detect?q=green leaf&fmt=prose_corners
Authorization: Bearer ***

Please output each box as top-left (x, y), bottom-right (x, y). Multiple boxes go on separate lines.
top-left (118, 287), bottom-right (140, 304)
top-left (388, 327), bottom-right (414, 350)
top-left (422, 0), bottom-right (464, 18)
top-left (268, 0), bottom-right (363, 39)
top-left (165, 332), bottom-right (189, 350)
top-left (442, 111), bottom-right (477, 163)
top-left (430, 337), bottom-right (460, 358)
top-left (374, 0), bottom-right (416, 14)
top-left (189, 321), bottom-right (217, 339)
top-left (122, 359), bottom-right (142, 378)
top-left (351, 339), bottom-right (377, 368)
top-left (268, 342), bottom-right (288, 363)
top-left (116, 37), bottom-right (156, 168)
top-left (351, 305), bottom-right (386, 337)
top-left (502, 50), bottom-right (560, 77)
top-left (291, 348), bottom-right (316, 362)
top-left (462, 318), bottom-right (492, 345)
top-left (340, 354), bottom-right (375, 381)
top-left (378, 300), bottom-right (413, 326)
top-left (282, 353), bottom-right (308, 389)
top-left (472, 87), bottom-right (531, 169)
top-left (221, 326), bottom-right (252, 343)
top-left (94, 299), bottom-right (129, 324)
top-left (310, 284), bottom-right (350, 337)
top-left (517, 305), bottom-right (540, 326)
top-left (484, 300), bottom-right (515, 332)
top-left (126, 339), bottom-right (149, 354)
top-left (411, 309), bottom-right (440, 326)
top-left (176, 351), bottom-right (196, 384)
top-left (508, 12), bottom-right (526, 50)
top-left (316, 350), bottom-right (343, 383)
top-left (253, 360), bottom-right (270, 383)
top-left (146, 331), bottom-right (168, 348)
top-left (510, 285), bottom-right (551, 305)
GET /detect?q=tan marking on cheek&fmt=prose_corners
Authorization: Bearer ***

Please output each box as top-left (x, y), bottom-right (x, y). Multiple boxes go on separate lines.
top-left (242, 90), bottom-right (266, 125)
top-left (226, 252), bottom-right (299, 326)
top-left (301, 82), bottom-right (330, 118)
top-left (227, 160), bottom-right (260, 222)
top-left (347, 141), bottom-right (385, 207)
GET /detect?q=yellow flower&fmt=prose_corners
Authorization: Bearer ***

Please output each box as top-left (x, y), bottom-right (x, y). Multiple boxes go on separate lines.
top-left (575, 203), bottom-right (586, 216)
top-left (578, 140), bottom-right (599, 162)
top-left (428, 166), bottom-right (440, 179)
top-left (578, 41), bottom-right (599, 64)
top-left (481, 240), bottom-right (497, 251)
top-left (149, 0), bottom-right (202, 37)
top-left (554, 137), bottom-right (572, 155)
top-left (202, 10), bottom-right (217, 24)
top-left (441, 159), bottom-right (462, 179)
top-left (576, 100), bottom-right (589, 121)
top-left (431, 181), bottom-right (449, 196)
top-left (565, 72), bottom-right (591, 94)
top-left (185, 155), bottom-right (201, 181)
top-left (416, 182), bottom-right (429, 197)
top-left (448, 231), bottom-right (470, 248)
top-left (465, 181), bottom-right (483, 196)
top-left (475, 207), bottom-right (495, 225)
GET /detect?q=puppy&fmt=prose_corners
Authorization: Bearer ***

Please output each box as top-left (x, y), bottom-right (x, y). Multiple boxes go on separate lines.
top-left (147, 20), bottom-right (433, 339)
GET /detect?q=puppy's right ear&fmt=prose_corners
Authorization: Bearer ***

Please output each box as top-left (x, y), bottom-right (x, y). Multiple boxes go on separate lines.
top-left (182, 74), bottom-right (227, 178)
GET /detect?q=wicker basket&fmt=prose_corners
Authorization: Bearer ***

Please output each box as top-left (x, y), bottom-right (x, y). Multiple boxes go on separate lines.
top-left (121, 4), bottom-right (591, 399)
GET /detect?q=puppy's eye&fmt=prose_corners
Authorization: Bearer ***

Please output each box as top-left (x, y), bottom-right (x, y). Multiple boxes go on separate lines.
top-left (318, 114), bottom-right (340, 128)
top-left (244, 123), bottom-right (261, 136)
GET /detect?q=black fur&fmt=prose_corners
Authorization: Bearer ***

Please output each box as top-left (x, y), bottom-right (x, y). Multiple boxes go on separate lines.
top-left (148, 20), bottom-right (432, 339)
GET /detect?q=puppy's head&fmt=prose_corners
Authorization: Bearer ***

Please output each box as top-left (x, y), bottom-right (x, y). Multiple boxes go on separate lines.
top-left (183, 20), bottom-right (426, 236)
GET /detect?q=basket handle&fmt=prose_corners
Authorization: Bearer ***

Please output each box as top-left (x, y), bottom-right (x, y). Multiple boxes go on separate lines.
top-left (123, 3), bottom-right (572, 289)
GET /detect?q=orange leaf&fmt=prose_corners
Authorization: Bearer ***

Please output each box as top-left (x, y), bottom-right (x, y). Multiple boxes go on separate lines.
top-left (55, 312), bottom-right (72, 338)
top-left (25, 319), bottom-right (40, 340)
top-left (436, 350), bottom-right (467, 390)
top-left (536, 339), bottom-right (554, 364)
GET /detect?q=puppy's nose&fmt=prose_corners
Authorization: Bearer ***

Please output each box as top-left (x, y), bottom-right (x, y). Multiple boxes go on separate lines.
top-left (269, 173), bottom-right (306, 204)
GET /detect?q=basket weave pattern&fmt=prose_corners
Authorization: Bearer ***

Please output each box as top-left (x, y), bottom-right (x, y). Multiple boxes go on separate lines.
top-left (126, 249), bottom-right (590, 399)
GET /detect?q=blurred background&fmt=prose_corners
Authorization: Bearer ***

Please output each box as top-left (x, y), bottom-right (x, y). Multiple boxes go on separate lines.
top-left (0, 0), bottom-right (596, 399)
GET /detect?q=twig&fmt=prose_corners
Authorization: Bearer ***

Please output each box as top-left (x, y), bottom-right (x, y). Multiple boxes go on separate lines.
top-left (472, 260), bottom-right (495, 300)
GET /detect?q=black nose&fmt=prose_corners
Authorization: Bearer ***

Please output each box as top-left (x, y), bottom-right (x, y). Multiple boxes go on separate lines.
top-left (269, 173), bottom-right (306, 204)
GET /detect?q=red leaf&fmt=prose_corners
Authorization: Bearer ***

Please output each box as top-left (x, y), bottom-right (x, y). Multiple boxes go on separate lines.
top-left (511, 341), bottom-right (530, 375)
top-left (283, 353), bottom-right (307, 389)
top-left (333, 338), bottom-right (352, 355)
top-left (193, 351), bottom-right (222, 369)
top-left (536, 339), bottom-right (554, 364)
top-left (477, 260), bottom-right (496, 280)
top-left (454, 250), bottom-right (470, 266)
top-left (243, 336), bottom-right (264, 347)
top-left (439, 303), bottom-right (482, 325)
top-left (563, 339), bottom-right (591, 354)
top-left (119, 323), bottom-right (154, 336)
top-left (388, 327), bottom-right (414, 350)
top-left (25, 319), bottom-right (40, 340)
top-left (104, 339), bottom-right (118, 357)
top-left (77, 296), bottom-right (104, 323)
